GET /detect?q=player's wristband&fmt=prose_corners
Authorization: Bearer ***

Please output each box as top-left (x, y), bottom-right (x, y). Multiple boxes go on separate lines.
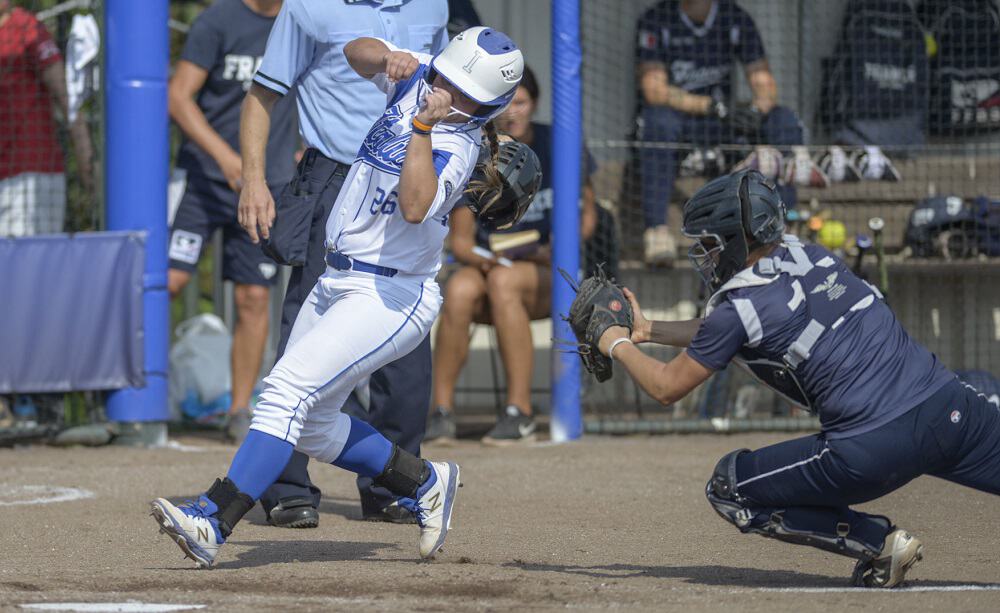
top-left (608, 337), bottom-right (634, 361)
top-left (411, 118), bottom-right (434, 135)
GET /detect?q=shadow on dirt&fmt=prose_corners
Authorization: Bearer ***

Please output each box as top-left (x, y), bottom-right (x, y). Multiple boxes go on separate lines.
top-left (212, 539), bottom-right (400, 570)
top-left (502, 560), bottom-right (1000, 590)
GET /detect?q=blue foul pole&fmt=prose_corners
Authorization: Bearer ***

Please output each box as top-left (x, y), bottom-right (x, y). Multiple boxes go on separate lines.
top-left (551, 0), bottom-right (583, 442)
top-left (104, 0), bottom-right (170, 429)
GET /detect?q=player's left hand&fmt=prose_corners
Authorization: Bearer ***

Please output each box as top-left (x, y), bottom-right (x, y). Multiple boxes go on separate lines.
top-left (416, 87), bottom-right (453, 126)
top-left (598, 326), bottom-right (631, 357)
top-left (384, 51), bottom-right (419, 81)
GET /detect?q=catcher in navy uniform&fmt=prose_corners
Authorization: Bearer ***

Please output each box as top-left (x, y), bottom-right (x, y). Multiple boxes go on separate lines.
top-left (574, 169), bottom-right (1000, 587)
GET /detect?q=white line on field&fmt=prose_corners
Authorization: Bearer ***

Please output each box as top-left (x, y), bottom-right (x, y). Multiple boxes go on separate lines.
top-left (0, 485), bottom-right (94, 506)
top-left (21, 604), bottom-right (205, 612)
top-left (751, 585), bottom-right (1000, 593)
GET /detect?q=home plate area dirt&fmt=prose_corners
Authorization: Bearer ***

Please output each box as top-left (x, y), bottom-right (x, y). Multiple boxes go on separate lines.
top-left (2, 434), bottom-right (999, 611)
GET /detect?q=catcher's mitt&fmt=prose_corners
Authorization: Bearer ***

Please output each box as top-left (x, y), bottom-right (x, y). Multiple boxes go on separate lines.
top-left (557, 266), bottom-right (633, 382)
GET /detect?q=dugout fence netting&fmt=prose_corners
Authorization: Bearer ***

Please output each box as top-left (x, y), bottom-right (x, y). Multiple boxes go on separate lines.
top-left (1, 0), bottom-right (103, 239)
top-left (1, 0), bottom-right (105, 438)
top-left (577, 0), bottom-right (1000, 432)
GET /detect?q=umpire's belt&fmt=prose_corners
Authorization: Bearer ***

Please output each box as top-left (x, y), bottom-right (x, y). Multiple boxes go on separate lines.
top-left (298, 148), bottom-right (350, 185)
top-left (325, 250), bottom-right (398, 277)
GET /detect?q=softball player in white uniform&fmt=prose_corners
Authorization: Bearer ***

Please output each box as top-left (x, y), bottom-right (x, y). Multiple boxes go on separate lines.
top-left (150, 27), bottom-right (524, 568)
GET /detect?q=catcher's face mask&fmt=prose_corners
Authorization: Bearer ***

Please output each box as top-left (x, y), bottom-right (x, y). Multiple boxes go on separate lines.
top-left (687, 233), bottom-right (724, 290)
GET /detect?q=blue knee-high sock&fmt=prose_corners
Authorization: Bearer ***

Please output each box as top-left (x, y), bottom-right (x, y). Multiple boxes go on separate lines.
top-left (332, 415), bottom-right (393, 478)
top-left (226, 430), bottom-right (294, 501)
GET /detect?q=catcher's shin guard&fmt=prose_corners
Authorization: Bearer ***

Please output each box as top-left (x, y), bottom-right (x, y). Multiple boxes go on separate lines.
top-left (705, 450), bottom-right (890, 561)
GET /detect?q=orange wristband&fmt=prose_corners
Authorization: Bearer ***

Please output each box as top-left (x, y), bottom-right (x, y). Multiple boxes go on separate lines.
top-left (411, 117), bottom-right (434, 134)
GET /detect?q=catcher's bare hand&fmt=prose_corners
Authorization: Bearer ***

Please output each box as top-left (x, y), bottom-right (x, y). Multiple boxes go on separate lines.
top-left (384, 51), bottom-right (419, 81)
top-left (623, 287), bottom-right (651, 344)
top-left (416, 87), bottom-right (453, 126)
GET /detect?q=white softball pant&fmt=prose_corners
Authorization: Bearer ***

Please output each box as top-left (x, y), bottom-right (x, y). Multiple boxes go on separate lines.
top-left (249, 268), bottom-right (441, 463)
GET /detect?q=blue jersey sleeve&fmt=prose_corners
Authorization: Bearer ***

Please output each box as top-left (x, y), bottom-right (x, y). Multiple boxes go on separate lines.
top-left (734, 8), bottom-right (766, 65)
top-left (253, 1), bottom-right (315, 96)
top-left (687, 301), bottom-right (748, 371)
top-left (179, 9), bottom-right (221, 71)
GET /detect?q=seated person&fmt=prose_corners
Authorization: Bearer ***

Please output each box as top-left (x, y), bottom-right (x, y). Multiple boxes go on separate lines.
top-left (636, 0), bottom-right (803, 265)
top-left (427, 65), bottom-right (597, 445)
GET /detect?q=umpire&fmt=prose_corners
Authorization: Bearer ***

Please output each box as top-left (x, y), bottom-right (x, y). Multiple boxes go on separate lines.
top-left (237, 0), bottom-right (448, 527)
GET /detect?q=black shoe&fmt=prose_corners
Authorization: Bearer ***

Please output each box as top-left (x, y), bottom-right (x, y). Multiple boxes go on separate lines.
top-left (267, 496), bottom-right (319, 529)
top-left (424, 406), bottom-right (457, 443)
top-left (481, 404), bottom-right (536, 446)
top-left (361, 499), bottom-right (418, 524)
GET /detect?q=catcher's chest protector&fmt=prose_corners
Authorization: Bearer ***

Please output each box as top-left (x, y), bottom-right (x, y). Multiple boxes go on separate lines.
top-left (705, 235), bottom-right (882, 412)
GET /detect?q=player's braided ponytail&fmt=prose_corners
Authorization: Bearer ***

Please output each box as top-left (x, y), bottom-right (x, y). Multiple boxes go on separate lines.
top-left (464, 121), bottom-right (505, 214)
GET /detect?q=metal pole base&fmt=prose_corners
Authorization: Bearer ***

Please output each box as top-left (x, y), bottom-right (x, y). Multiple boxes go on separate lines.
top-left (112, 421), bottom-right (168, 447)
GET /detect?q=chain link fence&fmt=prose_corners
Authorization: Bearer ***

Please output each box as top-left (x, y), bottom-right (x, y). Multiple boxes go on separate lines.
top-left (1, 0), bottom-right (106, 438)
top-left (1, 0), bottom-right (102, 238)
top-left (576, 0), bottom-right (1000, 431)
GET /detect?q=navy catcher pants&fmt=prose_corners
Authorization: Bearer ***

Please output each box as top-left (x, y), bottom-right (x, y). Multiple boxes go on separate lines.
top-left (259, 150), bottom-right (431, 515)
top-left (638, 105), bottom-right (803, 229)
top-left (733, 378), bottom-right (1000, 547)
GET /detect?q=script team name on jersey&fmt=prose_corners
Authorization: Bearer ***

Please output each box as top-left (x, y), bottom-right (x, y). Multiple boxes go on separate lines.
top-left (359, 104), bottom-right (410, 175)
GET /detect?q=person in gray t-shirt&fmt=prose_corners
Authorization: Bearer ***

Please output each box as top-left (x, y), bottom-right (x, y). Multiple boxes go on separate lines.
top-left (167, 0), bottom-right (298, 441)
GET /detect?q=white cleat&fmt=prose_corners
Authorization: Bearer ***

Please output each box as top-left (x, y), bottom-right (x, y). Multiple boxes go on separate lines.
top-left (150, 497), bottom-right (224, 569)
top-left (402, 461), bottom-right (461, 559)
top-left (853, 528), bottom-right (923, 588)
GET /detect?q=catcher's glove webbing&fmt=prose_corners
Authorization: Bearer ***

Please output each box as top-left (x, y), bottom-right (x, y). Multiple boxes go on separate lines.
top-left (557, 266), bottom-right (634, 383)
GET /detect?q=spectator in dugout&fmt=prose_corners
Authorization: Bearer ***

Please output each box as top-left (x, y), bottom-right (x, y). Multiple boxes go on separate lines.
top-left (167, 0), bottom-right (298, 442)
top-left (0, 0), bottom-right (93, 237)
top-left (636, 0), bottom-right (802, 265)
top-left (426, 65), bottom-right (598, 445)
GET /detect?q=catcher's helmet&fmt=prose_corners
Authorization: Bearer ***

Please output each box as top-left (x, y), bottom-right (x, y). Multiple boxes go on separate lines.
top-left (465, 140), bottom-right (542, 231)
top-left (681, 169), bottom-right (785, 291)
top-left (428, 27), bottom-right (523, 125)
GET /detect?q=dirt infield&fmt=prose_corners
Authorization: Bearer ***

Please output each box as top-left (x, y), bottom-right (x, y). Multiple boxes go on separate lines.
top-left (2, 433), bottom-right (999, 611)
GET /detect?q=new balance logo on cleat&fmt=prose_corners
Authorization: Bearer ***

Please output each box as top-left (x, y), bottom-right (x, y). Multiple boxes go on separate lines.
top-left (426, 492), bottom-right (442, 513)
top-left (150, 498), bottom-right (224, 569)
top-left (399, 461), bottom-right (461, 559)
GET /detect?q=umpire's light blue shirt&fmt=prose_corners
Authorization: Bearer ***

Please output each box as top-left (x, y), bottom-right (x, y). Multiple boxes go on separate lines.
top-left (254, 0), bottom-right (448, 165)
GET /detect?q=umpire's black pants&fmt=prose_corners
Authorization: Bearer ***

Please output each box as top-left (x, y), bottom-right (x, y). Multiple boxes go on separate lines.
top-left (258, 149), bottom-right (431, 516)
